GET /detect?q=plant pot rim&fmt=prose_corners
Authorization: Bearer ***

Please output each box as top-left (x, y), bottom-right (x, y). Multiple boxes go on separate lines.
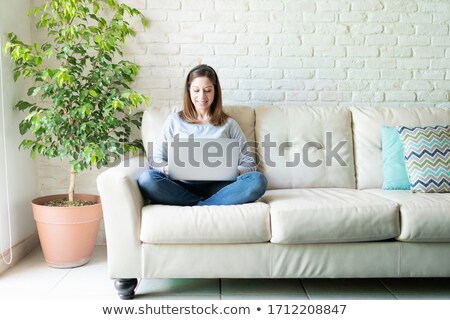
top-left (31, 194), bottom-right (101, 207)
top-left (32, 193), bottom-right (103, 224)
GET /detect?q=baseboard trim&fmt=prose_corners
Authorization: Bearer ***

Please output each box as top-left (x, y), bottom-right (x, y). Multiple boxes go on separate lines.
top-left (0, 233), bottom-right (40, 275)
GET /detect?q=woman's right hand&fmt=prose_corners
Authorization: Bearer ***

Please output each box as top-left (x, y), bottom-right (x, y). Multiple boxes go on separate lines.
top-left (163, 165), bottom-right (169, 175)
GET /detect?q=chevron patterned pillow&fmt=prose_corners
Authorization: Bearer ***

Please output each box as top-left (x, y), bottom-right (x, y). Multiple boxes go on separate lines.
top-left (397, 125), bottom-right (450, 193)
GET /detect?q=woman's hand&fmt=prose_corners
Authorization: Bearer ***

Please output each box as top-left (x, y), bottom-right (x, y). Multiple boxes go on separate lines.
top-left (163, 165), bottom-right (169, 175)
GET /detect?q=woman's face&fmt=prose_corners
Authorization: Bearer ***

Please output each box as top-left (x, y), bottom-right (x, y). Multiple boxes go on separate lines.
top-left (189, 76), bottom-right (215, 114)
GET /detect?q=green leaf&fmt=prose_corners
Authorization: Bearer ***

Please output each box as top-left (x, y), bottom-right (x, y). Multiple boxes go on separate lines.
top-left (93, 2), bottom-right (100, 14)
top-left (112, 100), bottom-right (123, 109)
top-left (13, 71), bottom-right (21, 81)
top-left (88, 90), bottom-right (97, 97)
top-left (34, 56), bottom-right (42, 66)
top-left (30, 147), bottom-right (37, 160)
top-left (41, 43), bottom-right (51, 51)
top-left (18, 120), bottom-right (32, 135)
top-left (57, 73), bottom-right (65, 86)
top-left (19, 139), bottom-right (34, 149)
top-left (71, 162), bottom-right (82, 173)
top-left (3, 41), bottom-right (12, 55)
top-left (27, 87), bottom-right (40, 96)
top-left (15, 100), bottom-right (33, 111)
top-left (130, 93), bottom-right (138, 107)
top-left (141, 17), bottom-right (147, 28)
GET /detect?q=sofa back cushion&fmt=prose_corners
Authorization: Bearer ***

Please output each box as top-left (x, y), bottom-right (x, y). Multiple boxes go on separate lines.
top-left (351, 107), bottom-right (450, 189)
top-left (141, 106), bottom-right (179, 155)
top-left (141, 105), bottom-right (256, 155)
top-left (255, 106), bottom-right (356, 189)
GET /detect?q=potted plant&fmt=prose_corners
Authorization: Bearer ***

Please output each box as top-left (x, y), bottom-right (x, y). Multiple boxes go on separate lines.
top-left (3, 0), bottom-right (148, 268)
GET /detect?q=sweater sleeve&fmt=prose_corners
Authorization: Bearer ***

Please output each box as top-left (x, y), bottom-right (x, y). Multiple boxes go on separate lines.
top-left (147, 113), bottom-right (174, 172)
top-left (228, 119), bottom-right (257, 174)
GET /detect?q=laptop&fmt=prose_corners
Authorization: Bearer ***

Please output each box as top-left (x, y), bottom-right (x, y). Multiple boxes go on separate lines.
top-left (168, 138), bottom-right (240, 181)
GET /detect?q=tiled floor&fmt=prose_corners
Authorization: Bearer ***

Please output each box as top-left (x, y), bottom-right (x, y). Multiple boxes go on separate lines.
top-left (1, 245), bottom-right (450, 300)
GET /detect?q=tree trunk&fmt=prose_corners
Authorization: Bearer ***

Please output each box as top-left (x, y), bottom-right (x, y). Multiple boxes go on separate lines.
top-left (69, 170), bottom-right (76, 204)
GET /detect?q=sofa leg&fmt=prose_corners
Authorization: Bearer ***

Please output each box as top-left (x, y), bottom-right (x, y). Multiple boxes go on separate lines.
top-left (115, 278), bottom-right (138, 300)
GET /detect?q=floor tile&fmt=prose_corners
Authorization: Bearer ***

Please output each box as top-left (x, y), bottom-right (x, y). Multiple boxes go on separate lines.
top-left (302, 279), bottom-right (396, 300)
top-left (221, 279), bottom-right (308, 300)
top-left (135, 278), bottom-right (220, 299)
top-left (0, 248), bottom-right (70, 299)
top-left (381, 278), bottom-right (450, 300)
top-left (47, 246), bottom-right (116, 299)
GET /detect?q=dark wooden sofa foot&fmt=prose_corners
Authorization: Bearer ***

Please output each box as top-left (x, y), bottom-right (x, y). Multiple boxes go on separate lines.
top-left (115, 278), bottom-right (138, 300)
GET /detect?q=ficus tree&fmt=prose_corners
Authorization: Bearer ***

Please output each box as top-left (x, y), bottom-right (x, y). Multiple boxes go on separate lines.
top-left (3, 0), bottom-right (149, 204)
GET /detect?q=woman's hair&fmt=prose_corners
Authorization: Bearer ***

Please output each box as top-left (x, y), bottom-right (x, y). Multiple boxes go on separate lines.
top-left (181, 64), bottom-right (228, 126)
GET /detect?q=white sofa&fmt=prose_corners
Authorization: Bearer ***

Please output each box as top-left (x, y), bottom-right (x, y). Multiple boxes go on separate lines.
top-left (97, 105), bottom-right (450, 299)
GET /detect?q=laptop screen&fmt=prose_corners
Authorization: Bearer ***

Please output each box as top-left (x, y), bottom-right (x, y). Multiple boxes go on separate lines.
top-left (168, 138), bottom-right (240, 181)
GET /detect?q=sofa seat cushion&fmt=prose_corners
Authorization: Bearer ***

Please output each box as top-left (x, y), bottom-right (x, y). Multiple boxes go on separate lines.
top-left (260, 188), bottom-right (399, 244)
top-left (140, 202), bottom-right (271, 244)
top-left (365, 189), bottom-right (450, 242)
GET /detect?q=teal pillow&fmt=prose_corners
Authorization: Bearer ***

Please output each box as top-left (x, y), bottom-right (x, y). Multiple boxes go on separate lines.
top-left (381, 126), bottom-right (411, 190)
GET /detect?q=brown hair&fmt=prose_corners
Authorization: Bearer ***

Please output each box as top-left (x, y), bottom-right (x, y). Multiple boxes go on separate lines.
top-left (181, 64), bottom-right (228, 126)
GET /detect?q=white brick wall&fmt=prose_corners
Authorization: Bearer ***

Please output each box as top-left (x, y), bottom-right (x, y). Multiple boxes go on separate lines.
top-left (33, 0), bottom-right (450, 242)
top-left (117, 0), bottom-right (450, 109)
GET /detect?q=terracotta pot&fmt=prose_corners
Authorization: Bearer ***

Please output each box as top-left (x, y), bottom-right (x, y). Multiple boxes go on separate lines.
top-left (31, 194), bottom-right (102, 268)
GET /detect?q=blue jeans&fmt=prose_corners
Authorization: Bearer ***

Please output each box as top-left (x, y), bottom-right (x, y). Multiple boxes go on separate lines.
top-left (138, 170), bottom-right (267, 206)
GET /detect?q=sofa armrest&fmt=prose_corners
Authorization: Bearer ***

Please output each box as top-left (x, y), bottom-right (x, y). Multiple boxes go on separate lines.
top-left (97, 156), bottom-right (147, 278)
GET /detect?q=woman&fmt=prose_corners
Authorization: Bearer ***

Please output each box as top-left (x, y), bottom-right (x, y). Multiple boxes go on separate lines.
top-left (138, 64), bottom-right (267, 206)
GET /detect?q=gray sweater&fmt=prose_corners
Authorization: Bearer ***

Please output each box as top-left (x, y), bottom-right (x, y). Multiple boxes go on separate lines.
top-left (148, 111), bottom-right (257, 175)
